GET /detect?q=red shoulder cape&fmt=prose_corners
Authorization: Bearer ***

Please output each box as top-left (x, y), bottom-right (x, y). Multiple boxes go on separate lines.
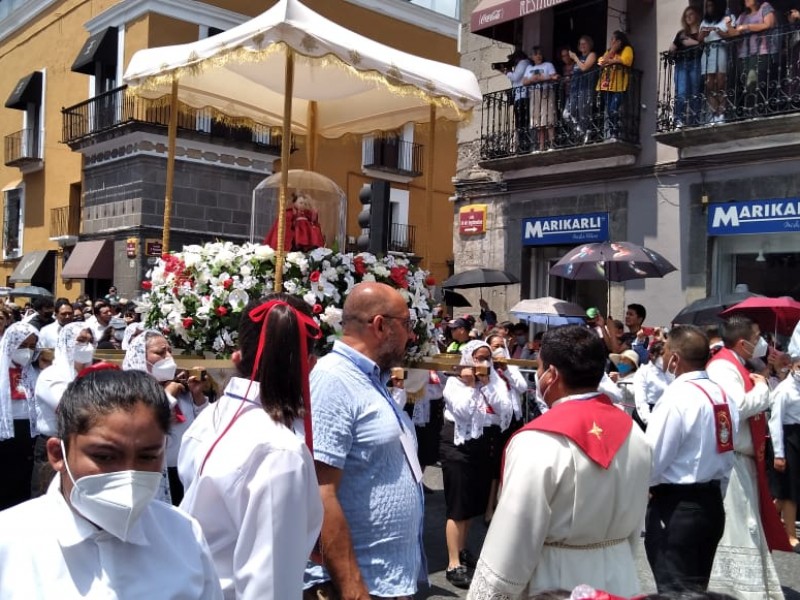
top-left (708, 348), bottom-right (793, 552)
top-left (502, 395), bottom-right (633, 480)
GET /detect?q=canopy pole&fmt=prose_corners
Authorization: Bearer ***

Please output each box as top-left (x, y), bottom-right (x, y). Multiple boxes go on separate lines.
top-left (425, 104), bottom-right (436, 270)
top-left (307, 101), bottom-right (318, 172)
top-left (274, 49), bottom-right (295, 293)
top-left (162, 79), bottom-right (179, 253)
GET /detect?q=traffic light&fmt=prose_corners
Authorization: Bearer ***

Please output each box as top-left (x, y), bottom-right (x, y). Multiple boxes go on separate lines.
top-left (357, 180), bottom-right (390, 254)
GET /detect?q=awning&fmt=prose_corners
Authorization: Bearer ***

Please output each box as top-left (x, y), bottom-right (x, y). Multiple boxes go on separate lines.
top-left (1, 179), bottom-right (22, 192)
top-left (471, 0), bottom-right (570, 33)
top-left (61, 240), bottom-right (114, 279)
top-left (71, 27), bottom-right (118, 75)
top-left (5, 71), bottom-right (43, 110)
top-left (9, 250), bottom-right (54, 284)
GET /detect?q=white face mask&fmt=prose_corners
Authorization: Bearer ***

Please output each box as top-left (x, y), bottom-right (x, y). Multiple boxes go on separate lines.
top-left (491, 347), bottom-right (506, 360)
top-left (73, 343), bottom-right (95, 365)
top-left (749, 336), bottom-right (769, 360)
top-left (655, 356), bottom-right (664, 371)
top-left (148, 357), bottom-right (176, 382)
top-left (11, 347), bottom-right (33, 367)
top-left (792, 370), bottom-right (800, 384)
top-left (60, 440), bottom-right (162, 541)
top-left (664, 356), bottom-right (678, 383)
top-left (535, 369), bottom-right (552, 405)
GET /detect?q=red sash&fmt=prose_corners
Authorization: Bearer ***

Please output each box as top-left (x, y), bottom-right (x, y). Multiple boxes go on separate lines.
top-left (708, 348), bottom-right (792, 552)
top-left (501, 394), bottom-right (632, 482)
top-left (688, 381), bottom-right (733, 453)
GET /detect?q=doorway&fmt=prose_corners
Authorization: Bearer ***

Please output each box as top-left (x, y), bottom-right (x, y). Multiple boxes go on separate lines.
top-left (553, 0), bottom-right (608, 58)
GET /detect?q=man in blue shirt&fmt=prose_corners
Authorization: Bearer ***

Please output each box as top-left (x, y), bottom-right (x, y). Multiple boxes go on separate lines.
top-left (305, 282), bottom-right (425, 600)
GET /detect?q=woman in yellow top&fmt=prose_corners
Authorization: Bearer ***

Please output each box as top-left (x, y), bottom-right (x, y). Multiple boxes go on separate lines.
top-left (596, 30), bottom-right (635, 139)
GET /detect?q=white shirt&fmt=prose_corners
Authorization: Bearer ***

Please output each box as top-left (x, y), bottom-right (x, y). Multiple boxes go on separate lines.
top-left (38, 321), bottom-right (62, 350)
top-left (599, 373), bottom-right (623, 404)
top-left (524, 61), bottom-right (557, 82)
top-left (443, 372), bottom-right (512, 444)
top-left (647, 371), bottom-right (738, 487)
top-left (179, 377), bottom-right (323, 600)
top-left (768, 374), bottom-right (800, 458)
top-left (166, 391), bottom-right (208, 467)
top-left (789, 320), bottom-right (800, 357)
top-left (33, 363), bottom-right (76, 436)
top-left (707, 352), bottom-right (770, 456)
top-left (633, 361), bottom-right (669, 425)
top-left (84, 315), bottom-right (109, 342)
top-left (0, 474), bottom-right (222, 599)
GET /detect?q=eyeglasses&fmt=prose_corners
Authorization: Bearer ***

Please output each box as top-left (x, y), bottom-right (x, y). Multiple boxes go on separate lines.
top-left (376, 314), bottom-right (418, 332)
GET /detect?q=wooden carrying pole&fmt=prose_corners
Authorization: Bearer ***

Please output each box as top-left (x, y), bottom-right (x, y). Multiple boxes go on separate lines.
top-left (306, 100), bottom-right (318, 172)
top-left (274, 48), bottom-right (295, 292)
top-left (425, 104), bottom-right (436, 263)
top-left (162, 80), bottom-right (179, 253)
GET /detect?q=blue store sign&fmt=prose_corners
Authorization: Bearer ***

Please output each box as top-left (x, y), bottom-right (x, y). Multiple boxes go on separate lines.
top-left (522, 212), bottom-right (609, 246)
top-left (708, 198), bottom-right (800, 236)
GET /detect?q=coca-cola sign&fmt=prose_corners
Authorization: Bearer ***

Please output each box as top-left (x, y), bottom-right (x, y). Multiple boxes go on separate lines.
top-left (471, 0), bottom-right (570, 33)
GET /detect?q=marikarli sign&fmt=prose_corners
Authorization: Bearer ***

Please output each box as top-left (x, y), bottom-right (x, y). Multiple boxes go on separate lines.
top-left (708, 198), bottom-right (800, 236)
top-left (459, 204), bottom-right (488, 235)
top-left (522, 212), bottom-right (609, 246)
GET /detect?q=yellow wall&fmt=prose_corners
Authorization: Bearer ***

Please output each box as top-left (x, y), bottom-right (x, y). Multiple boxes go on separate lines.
top-left (0, 0), bottom-right (460, 294)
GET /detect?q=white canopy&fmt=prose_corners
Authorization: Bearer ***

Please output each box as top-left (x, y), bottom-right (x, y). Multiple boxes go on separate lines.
top-left (123, 0), bottom-right (481, 138)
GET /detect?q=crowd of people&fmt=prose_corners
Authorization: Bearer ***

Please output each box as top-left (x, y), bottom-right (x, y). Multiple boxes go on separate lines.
top-left (0, 282), bottom-right (799, 599)
top-left (668, 0), bottom-right (800, 127)
top-left (497, 30), bottom-right (636, 153)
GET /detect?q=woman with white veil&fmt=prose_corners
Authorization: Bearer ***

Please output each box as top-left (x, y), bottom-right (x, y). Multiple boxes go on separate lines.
top-left (32, 322), bottom-right (96, 496)
top-left (0, 322), bottom-right (40, 510)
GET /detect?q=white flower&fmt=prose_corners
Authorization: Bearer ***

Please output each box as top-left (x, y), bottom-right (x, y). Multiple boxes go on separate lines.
top-left (254, 245), bottom-right (275, 260)
top-left (320, 306), bottom-right (343, 331)
top-left (240, 265), bottom-right (252, 277)
top-left (303, 292), bottom-right (317, 306)
top-left (284, 281), bottom-right (298, 294)
top-left (362, 273), bottom-right (376, 282)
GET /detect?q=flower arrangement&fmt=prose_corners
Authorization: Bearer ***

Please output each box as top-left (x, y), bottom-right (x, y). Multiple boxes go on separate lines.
top-left (138, 241), bottom-right (438, 360)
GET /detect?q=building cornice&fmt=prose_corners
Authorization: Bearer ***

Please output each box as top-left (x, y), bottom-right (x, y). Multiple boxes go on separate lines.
top-left (344, 0), bottom-right (459, 38)
top-left (85, 0), bottom-right (248, 34)
top-left (0, 0), bottom-right (59, 43)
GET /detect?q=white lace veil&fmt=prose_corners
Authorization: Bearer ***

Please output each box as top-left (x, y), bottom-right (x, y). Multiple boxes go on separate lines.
top-left (0, 322), bottom-right (40, 440)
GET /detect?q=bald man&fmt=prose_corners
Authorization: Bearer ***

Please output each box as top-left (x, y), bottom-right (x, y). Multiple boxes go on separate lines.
top-left (304, 283), bottom-right (425, 600)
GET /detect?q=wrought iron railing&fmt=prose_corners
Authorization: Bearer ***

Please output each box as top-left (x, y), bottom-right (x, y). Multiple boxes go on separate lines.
top-left (388, 222), bottom-right (416, 254)
top-left (362, 135), bottom-right (424, 177)
top-left (4, 128), bottom-right (42, 165)
top-left (481, 66), bottom-right (642, 159)
top-left (657, 26), bottom-right (800, 132)
top-left (50, 205), bottom-right (81, 238)
top-left (62, 85), bottom-right (287, 151)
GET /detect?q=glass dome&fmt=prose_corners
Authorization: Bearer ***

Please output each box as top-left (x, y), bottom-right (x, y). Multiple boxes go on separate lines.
top-left (250, 169), bottom-right (347, 253)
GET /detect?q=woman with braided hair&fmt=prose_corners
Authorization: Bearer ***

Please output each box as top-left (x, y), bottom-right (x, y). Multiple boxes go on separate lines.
top-left (178, 293), bottom-right (323, 599)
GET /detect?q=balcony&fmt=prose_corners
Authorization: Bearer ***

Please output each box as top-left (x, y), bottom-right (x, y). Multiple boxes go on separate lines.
top-left (479, 66), bottom-right (642, 173)
top-left (49, 205), bottom-right (81, 243)
top-left (62, 85), bottom-right (287, 154)
top-left (388, 222), bottom-right (416, 254)
top-left (362, 135), bottom-right (423, 181)
top-left (655, 27), bottom-right (800, 153)
top-left (4, 128), bottom-right (42, 168)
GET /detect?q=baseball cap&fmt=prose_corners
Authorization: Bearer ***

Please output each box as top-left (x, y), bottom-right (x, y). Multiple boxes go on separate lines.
top-left (586, 307), bottom-right (600, 319)
top-left (448, 317), bottom-right (472, 330)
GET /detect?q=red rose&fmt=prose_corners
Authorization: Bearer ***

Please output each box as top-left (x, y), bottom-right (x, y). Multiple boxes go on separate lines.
top-left (310, 270), bottom-right (321, 283)
top-left (141, 280), bottom-right (152, 290)
top-left (353, 257), bottom-right (366, 276)
top-left (182, 317), bottom-right (194, 328)
top-left (216, 306), bottom-right (228, 317)
top-left (223, 278), bottom-right (233, 289)
top-left (313, 303), bottom-right (323, 314)
top-left (425, 275), bottom-right (436, 287)
top-left (171, 287), bottom-right (178, 295)
top-left (390, 266), bottom-right (409, 289)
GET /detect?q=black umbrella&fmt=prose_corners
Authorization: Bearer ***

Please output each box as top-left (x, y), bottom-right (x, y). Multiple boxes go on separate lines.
top-left (672, 290), bottom-right (762, 327)
top-left (8, 285), bottom-right (54, 299)
top-left (441, 268), bottom-right (519, 290)
top-left (443, 290), bottom-right (471, 307)
top-left (549, 242), bottom-right (677, 282)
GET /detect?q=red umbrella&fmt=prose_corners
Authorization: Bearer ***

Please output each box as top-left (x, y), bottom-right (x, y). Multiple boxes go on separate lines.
top-left (720, 296), bottom-right (800, 336)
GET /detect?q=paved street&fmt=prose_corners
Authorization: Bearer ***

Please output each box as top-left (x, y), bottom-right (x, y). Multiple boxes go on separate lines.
top-left (418, 466), bottom-right (800, 600)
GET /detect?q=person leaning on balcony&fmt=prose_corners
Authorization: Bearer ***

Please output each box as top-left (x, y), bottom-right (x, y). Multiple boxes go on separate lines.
top-left (732, 0), bottom-right (777, 110)
top-left (596, 30), bottom-right (635, 140)
top-left (699, 0), bottom-right (734, 124)
top-left (567, 35), bottom-right (598, 141)
top-left (502, 49), bottom-right (532, 153)
top-left (788, 7), bottom-right (800, 95)
top-left (523, 47), bottom-right (559, 151)
top-left (670, 6), bottom-right (703, 127)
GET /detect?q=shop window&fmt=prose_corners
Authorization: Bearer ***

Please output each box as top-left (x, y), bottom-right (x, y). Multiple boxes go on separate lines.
top-left (3, 187), bottom-right (24, 260)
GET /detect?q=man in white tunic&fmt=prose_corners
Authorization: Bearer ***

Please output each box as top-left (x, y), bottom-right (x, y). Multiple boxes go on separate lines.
top-left (467, 325), bottom-right (651, 599)
top-left (707, 316), bottom-right (791, 600)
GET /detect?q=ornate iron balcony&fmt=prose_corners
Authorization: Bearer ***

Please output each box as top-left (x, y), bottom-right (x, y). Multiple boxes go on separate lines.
top-left (362, 135), bottom-right (424, 178)
top-left (4, 128), bottom-right (42, 167)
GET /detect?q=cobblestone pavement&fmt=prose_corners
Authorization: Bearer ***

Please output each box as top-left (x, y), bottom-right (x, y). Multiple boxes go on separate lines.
top-left (418, 466), bottom-right (800, 600)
